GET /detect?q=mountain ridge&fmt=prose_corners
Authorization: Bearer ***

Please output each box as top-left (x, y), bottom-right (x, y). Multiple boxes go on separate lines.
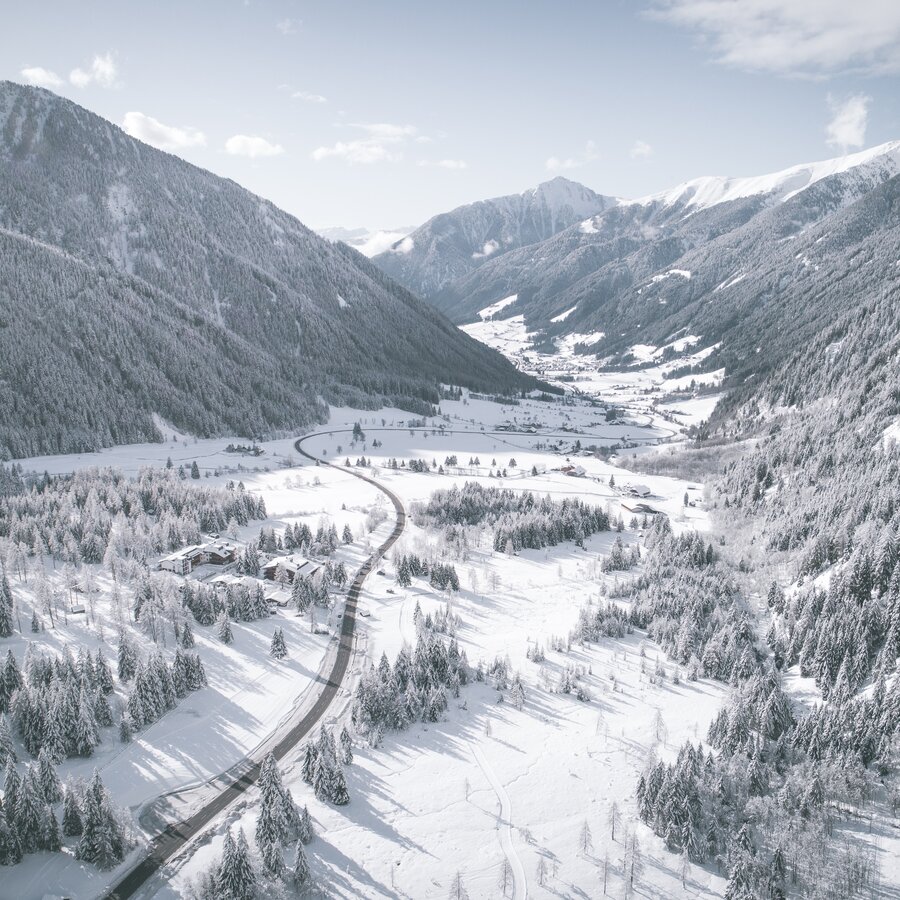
top-left (0, 81), bottom-right (537, 459)
top-left (372, 175), bottom-right (617, 299)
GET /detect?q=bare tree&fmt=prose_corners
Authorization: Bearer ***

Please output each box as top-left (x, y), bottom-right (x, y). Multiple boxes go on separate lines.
top-left (497, 859), bottom-right (513, 897)
top-left (579, 820), bottom-right (594, 855)
top-left (607, 801), bottom-right (621, 842)
top-left (448, 871), bottom-right (469, 900)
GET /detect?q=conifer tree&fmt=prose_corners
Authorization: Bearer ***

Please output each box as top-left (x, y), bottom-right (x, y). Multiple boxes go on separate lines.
top-left (0, 807), bottom-right (22, 865)
top-left (298, 805), bottom-right (314, 844)
top-left (270, 627), bottom-right (287, 659)
top-left (301, 743), bottom-right (318, 784)
top-left (94, 651), bottom-right (115, 695)
top-left (77, 770), bottom-right (125, 869)
top-left (37, 746), bottom-right (62, 803)
top-left (16, 765), bottom-right (46, 853)
top-left (62, 785), bottom-right (84, 837)
top-left (180, 620), bottom-right (195, 648)
top-left (117, 633), bottom-right (137, 682)
top-left (74, 686), bottom-right (99, 756)
top-left (0, 574), bottom-right (14, 638)
top-left (43, 803), bottom-right (62, 852)
top-left (217, 610), bottom-right (234, 645)
top-left (292, 841), bottom-right (311, 889)
top-left (330, 764), bottom-right (351, 806)
top-left (262, 839), bottom-right (285, 877)
top-left (339, 725), bottom-right (353, 765)
top-left (0, 713), bottom-right (16, 766)
top-left (119, 715), bottom-right (133, 743)
top-left (3, 758), bottom-right (20, 829)
top-left (312, 752), bottom-right (331, 802)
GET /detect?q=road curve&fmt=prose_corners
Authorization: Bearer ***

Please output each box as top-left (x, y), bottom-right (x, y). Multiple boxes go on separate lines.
top-left (103, 431), bottom-right (406, 900)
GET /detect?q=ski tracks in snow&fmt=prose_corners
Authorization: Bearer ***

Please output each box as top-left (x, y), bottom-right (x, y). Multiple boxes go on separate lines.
top-left (472, 744), bottom-right (527, 900)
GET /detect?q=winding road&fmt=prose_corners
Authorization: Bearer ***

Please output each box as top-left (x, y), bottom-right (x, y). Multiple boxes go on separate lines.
top-left (104, 430), bottom-right (406, 899)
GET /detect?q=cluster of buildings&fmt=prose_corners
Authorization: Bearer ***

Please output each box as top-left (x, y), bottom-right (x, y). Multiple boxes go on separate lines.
top-left (159, 539), bottom-right (238, 576)
top-left (159, 538), bottom-right (322, 607)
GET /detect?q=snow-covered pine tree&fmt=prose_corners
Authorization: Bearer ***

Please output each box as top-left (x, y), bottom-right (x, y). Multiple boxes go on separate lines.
top-left (37, 746), bottom-right (62, 803)
top-left (291, 840), bottom-right (311, 888)
top-left (43, 803), bottom-right (62, 852)
top-left (117, 633), bottom-right (137, 682)
top-left (261, 839), bottom-right (285, 877)
top-left (74, 686), bottom-right (99, 756)
top-left (270, 627), bottom-right (287, 659)
top-left (180, 619), bottom-right (195, 648)
top-left (298, 805), bottom-right (314, 844)
top-left (62, 785), bottom-right (83, 836)
top-left (312, 752), bottom-right (331, 803)
top-left (330, 764), bottom-right (350, 806)
top-left (119, 714), bottom-right (133, 743)
top-left (339, 726), bottom-right (353, 765)
top-left (0, 574), bottom-right (14, 638)
top-left (3, 758), bottom-right (21, 830)
top-left (0, 806), bottom-right (22, 865)
top-left (16, 765), bottom-right (46, 853)
top-left (77, 770), bottom-right (125, 869)
top-left (0, 712), bottom-right (16, 765)
top-left (217, 610), bottom-right (234, 645)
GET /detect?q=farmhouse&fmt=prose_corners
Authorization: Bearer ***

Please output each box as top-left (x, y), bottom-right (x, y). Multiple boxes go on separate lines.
top-left (625, 483), bottom-right (652, 497)
top-left (159, 539), bottom-right (237, 576)
top-left (263, 553), bottom-right (321, 584)
top-left (560, 464), bottom-right (587, 477)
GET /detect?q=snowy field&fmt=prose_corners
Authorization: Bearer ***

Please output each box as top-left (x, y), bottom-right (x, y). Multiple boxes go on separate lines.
top-left (157, 414), bottom-right (728, 900)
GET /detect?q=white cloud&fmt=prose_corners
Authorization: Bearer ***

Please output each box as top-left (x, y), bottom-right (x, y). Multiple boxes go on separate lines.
top-left (122, 111), bottom-right (206, 152)
top-left (20, 66), bottom-right (63, 89)
top-left (312, 123), bottom-right (418, 165)
top-left (292, 90), bottom-right (327, 104)
top-left (417, 159), bottom-right (468, 169)
top-left (650, 0), bottom-right (900, 76)
top-left (225, 134), bottom-right (285, 158)
top-left (276, 18), bottom-right (300, 35)
top-left (472, 239), bottom-right (500, 259)
top-left (545, 140), bottom-right (598, 172)
top-left (825, 94), bottom-right (871, 150)
top-left (630, 140), bottom-right (653, 159)
top-left (70, 53), bottom-right (118, 88)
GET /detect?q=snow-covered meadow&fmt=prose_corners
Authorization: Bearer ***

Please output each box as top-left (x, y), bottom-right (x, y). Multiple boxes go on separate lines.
top-left (3, 379), bottom-right (726, 898)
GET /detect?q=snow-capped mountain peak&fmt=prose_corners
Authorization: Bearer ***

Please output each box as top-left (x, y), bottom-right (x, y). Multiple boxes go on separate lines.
top-left (629, 140), bottom-right (900, 212)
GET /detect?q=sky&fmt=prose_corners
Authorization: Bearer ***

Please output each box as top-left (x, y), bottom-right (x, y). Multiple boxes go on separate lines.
top-left (3, 0), bottom-right (900, 230)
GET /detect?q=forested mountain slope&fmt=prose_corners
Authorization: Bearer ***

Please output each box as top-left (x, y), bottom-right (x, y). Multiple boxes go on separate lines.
top-left (0, 81), bottom-right (534, 459)
top-left (372, 177), bottom-right (615, 299)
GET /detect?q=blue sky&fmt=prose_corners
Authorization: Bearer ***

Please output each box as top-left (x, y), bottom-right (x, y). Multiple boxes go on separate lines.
top-left (4, 0), bottom-right (899, 228)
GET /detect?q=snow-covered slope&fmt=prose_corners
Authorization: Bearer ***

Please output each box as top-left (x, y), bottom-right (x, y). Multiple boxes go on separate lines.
top-left (628, 140), bottom-right (900, 212)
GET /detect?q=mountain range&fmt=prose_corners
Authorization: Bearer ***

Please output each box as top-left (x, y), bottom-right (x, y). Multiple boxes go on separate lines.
top-left (373, 142), bottom-right (900, 407)
top-left (0, 82), bottom-right (535, 459)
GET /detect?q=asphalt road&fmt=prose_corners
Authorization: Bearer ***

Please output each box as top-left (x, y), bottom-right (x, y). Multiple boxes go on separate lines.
top-left (103, 431), bottom-right (406, 899)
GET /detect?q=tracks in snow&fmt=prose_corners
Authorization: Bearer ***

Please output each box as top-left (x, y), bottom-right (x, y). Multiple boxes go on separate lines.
top-left (472, 744), bottom-right (528, 900)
